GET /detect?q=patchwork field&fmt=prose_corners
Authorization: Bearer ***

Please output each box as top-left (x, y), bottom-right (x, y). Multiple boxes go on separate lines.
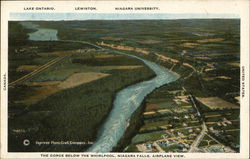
top-left (97, 41), bottom-right (150, 55)
top-left (16, 72), bottom-right (111, 104)
top-left (202, 76), bottom-right (231, 81)
top-left (16, 65), bottom-right (40, 72)
top-left (180, 42), bottom-right (199, 48)
top-left (196, 97), bottom-right (239, 109)
top-left (37, 50), bottom-right (80, 56)
top-left (9, 19), bottom-right (240, 153)
top-left (100, 37), bottom-right (124, 41)
top-left (138, 40), bottom-right (162, 44)
top-left (196, 38), bottom-right (224, 43)
top-left (8, 22), bottom-right (156, 152)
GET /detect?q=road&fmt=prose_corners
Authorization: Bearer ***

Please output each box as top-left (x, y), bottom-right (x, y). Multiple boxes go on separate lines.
top-left (188, 94), bottom-right (208, 152)
top-left (10, 37), bottom-right (178, 153)
top-left (188, 122), bottom-right (207, 152)
top-left (14, 38), bottom-right (232, 153)
top-left (153, 142), bottom-right (166, 152)
top-left (189, 94), bottom-right (202, 118)
top-left (205, 132), bottom-right (236, 153)
top-left (184, 89), bottom-right (208, 152)
top-left (16, 23), bottom-right (179, 152)
top-left (59, 40), bottom-right (103, 49)
top-left (9, 54), bottom-right (70, 86)
top-left (9, 40), bottom-right (104, 87)
top-left (182, 71), bottom-right (236, 153)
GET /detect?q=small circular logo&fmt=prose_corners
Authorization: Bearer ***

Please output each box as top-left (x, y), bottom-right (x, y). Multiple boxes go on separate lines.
top-left (23, 139), bottom-right (30, 146)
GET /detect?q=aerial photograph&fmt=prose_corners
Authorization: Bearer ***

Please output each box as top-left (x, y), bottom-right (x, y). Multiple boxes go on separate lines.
top-left (8, 17), bottom-right (240, 153)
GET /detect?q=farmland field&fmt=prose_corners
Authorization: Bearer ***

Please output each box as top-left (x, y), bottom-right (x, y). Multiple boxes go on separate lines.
top-left (196, 97), bottom-right (239, 109)
top-left (8, 22), bottom-right (156, 152)
top-left (8, 19), bottom-right (240, 153)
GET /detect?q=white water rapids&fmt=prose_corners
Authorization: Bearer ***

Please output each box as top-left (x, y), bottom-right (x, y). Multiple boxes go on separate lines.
top-left (20, 22), bottom-right (179, 152)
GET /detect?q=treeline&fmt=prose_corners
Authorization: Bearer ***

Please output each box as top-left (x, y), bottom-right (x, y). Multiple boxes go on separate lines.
top-left (8, 22), bottom-right (34, 46)
top-left (72, 56), bottom-right (142, 66)
top-left (8, 67), bottom-right (155, 152)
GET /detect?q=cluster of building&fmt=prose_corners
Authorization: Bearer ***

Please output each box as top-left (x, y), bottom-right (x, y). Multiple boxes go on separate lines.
top-left (14, 46), bottom-right (38, 54)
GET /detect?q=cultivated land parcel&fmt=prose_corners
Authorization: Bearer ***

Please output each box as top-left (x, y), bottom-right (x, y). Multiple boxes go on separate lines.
top-left (8, 19), bottom-right (240, 152)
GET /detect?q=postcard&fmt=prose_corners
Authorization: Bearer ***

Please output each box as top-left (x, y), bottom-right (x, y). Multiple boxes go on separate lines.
top-left (1, 0), bottom-right (249, 158)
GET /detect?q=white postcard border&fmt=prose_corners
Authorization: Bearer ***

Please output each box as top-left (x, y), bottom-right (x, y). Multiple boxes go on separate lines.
top-left (1, 1), bottom-right (249, 159)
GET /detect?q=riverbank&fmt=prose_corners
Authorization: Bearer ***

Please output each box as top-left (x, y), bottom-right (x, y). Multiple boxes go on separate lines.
top-left (17, 22), bottom-right (180, 151)
top-left (111, 59), bottom-right (184, 152)
top-left (8, 22), bottom-right (158, 152)
top-left (9, 20), bottom-right (240, 153)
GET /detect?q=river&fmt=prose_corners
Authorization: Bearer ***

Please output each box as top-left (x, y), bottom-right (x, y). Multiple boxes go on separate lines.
top-left (20, 22), bottom-right (179, 152)
top-left (87, 52), bottom-right (179, 152)
top-left (20, 22), bottom-right (58, 41)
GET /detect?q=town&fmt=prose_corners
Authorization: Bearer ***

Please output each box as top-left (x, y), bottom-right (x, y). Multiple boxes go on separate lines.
top-left (8, 19), bottom-right (240, 152)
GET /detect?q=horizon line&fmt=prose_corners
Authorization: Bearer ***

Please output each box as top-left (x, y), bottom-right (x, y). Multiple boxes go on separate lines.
top-left (10, 13), bottom-right (240, 21)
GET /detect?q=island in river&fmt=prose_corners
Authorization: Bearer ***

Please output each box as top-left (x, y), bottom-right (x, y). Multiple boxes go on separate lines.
top-left (8, 19), bottom-right (240, 153)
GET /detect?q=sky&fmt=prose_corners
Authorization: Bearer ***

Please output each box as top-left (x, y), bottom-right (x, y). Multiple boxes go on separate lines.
top-left (10, 13), bottom-right (239, 20)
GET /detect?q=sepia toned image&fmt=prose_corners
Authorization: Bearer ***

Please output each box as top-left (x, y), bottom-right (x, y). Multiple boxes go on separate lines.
top-left (8, 16), bottom-right (240, 153)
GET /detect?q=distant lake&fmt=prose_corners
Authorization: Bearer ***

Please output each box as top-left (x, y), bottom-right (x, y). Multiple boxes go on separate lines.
top-left (20, 22), bottom-right (58, 41)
